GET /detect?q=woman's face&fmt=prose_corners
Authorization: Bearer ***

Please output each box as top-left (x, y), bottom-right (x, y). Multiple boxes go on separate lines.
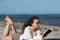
top-left (32, 19), bottom-right (39, 29)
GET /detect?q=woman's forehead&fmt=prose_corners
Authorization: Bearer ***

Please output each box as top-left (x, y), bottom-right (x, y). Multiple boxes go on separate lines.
top-left (33, 19), bottom-right (39, 22)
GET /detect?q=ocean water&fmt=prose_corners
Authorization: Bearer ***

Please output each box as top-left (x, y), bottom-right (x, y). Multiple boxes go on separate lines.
top-left (0, 14), bottom-right (60, 25)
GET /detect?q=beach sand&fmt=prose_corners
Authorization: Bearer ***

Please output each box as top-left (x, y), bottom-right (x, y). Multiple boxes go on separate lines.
top-left (0, 21), bottom-right (60, 40)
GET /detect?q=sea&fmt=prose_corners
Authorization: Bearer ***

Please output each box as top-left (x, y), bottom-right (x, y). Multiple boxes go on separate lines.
top-left (0, 14), bottom-right (60, 25)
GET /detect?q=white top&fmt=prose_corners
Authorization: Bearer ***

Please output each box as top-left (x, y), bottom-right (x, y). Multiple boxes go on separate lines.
top-left (19, 26), bottom-right (40, 40)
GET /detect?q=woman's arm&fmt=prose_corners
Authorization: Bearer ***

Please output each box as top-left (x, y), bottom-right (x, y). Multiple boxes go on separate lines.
top-left (20, 27), bottom-right (32, 40)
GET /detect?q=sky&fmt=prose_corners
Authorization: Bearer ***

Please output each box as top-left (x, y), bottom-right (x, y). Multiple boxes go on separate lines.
top-left (0, 0), bottom-right (60, 14)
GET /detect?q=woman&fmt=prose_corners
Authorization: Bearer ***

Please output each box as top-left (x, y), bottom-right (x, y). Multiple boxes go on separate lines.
top-left (20, 16), bottom-right (43, 40)
top-left (2, 16), bottom-right (43, 40)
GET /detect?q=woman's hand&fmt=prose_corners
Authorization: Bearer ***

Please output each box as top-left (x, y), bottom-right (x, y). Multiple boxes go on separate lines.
top-left (40, 31), bottom-right (44, 37)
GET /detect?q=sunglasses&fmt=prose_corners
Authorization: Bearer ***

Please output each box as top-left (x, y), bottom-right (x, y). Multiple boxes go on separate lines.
top-left (36, 22), bottom-right (40, 24)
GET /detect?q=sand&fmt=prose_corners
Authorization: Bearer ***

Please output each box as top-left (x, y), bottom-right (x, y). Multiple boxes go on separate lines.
top-left (0, 21), bottom-right (60, 40)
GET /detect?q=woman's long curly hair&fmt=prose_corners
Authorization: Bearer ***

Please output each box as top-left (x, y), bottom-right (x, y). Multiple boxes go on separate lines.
top-left (21, 16), bottom-right (39, 34)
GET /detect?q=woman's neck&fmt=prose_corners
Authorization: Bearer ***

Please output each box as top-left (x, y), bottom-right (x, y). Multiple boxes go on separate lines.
top-left (30, 26), bottom-right (37, 32)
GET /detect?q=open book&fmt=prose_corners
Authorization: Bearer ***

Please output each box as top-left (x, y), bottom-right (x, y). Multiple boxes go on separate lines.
top-left (42, 28), bottom-right (52, 38)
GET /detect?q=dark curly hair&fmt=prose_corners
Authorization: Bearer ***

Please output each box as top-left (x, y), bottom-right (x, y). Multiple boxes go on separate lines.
top-left (21, 16), bottom-right (39, 34)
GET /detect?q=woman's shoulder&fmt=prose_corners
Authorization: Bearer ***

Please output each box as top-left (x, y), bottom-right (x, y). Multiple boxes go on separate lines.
top-left (23, 26), bottom-right (31, 34)
top-left (24, 26), bottom-right (30, 31)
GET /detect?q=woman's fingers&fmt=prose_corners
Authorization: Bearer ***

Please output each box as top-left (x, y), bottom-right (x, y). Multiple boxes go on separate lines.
top-left (40, 32), bottom-right (43, 36)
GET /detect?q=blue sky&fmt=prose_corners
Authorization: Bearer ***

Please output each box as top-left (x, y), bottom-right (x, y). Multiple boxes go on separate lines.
top-left (0, 0), bottom-right (60, 14)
